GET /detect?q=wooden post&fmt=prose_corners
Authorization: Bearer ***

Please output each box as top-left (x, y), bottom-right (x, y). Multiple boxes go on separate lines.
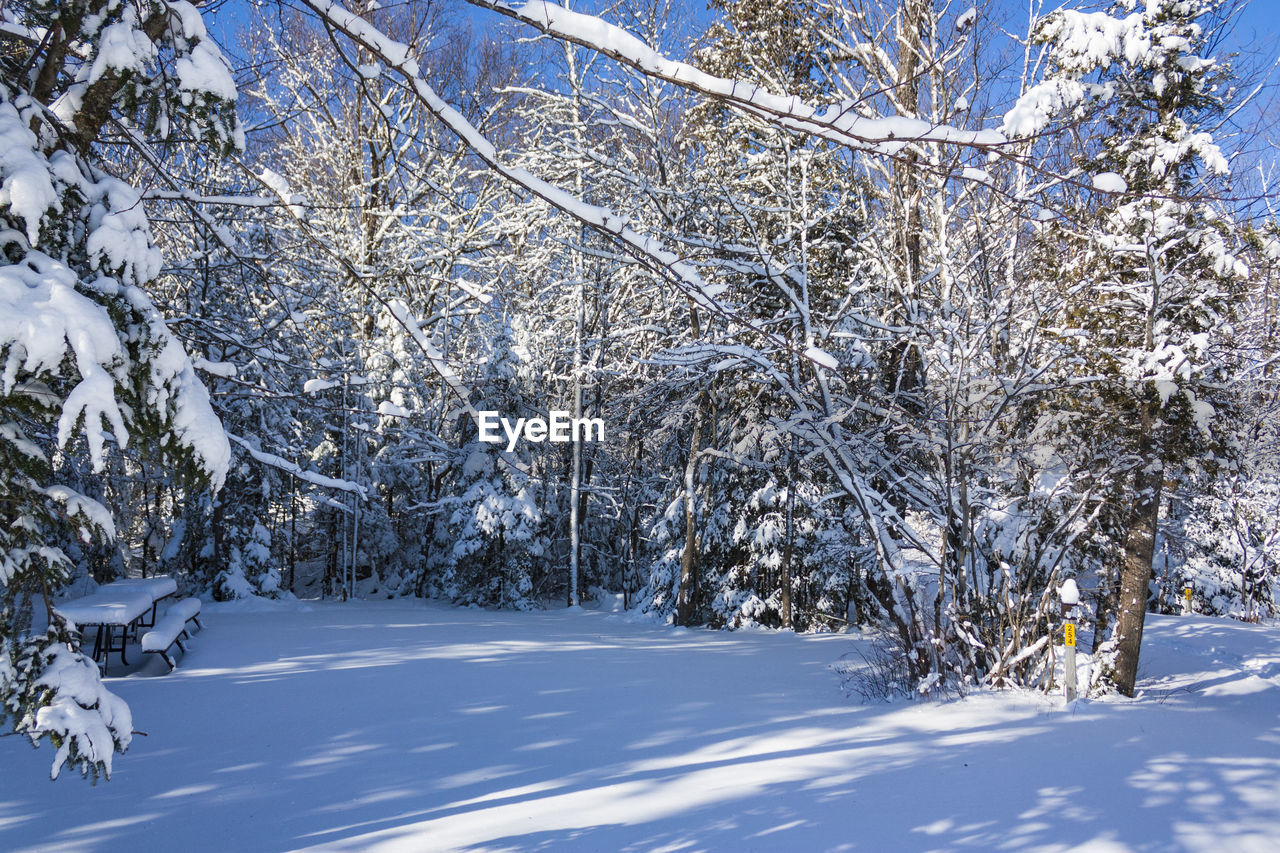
top-left (1061, 578), bottom-right (1081, 702)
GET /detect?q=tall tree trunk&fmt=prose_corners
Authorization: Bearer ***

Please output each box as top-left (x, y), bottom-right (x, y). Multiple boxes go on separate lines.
top-left (675, 401), bottom-right (704, 626)
top-left (288, 474), bottom-right (297, 593)
top-left (1091, 580), bottom-right (1115, 655)
top-left (781, 432), bottom-right (797, 629)
top-left (1112, 430), bottom-right (1164, 697)
top-left (568, 281), bottom-right (585, 607)
top-left (621, 436), bottom-right (642, 610)
top-left (675, 299), bottom-right (706, 627)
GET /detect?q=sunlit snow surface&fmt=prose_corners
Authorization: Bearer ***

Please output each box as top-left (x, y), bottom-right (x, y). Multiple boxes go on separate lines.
top-left (2, 602), bottom-right (1278, 852)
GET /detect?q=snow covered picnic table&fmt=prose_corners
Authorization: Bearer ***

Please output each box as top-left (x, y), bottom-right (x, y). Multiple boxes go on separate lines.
top-left (55, 576), bottom-right (180, 669)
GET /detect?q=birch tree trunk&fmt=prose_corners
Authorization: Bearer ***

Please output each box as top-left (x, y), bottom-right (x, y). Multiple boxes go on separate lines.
top-left (568, 283), bottom-right (584, 607)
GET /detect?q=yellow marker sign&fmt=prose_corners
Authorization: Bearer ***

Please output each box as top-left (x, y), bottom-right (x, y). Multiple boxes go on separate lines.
top-left (1064, 623), bottom-right (1076, 647)
top-left (1185, 588), bottom-right (1192, 601)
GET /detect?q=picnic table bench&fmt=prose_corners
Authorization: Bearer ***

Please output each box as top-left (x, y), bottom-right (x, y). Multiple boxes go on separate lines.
top-left (141, 598), bottom-right (203, 671)
top-left (55, 576), bottom-right (199, 671)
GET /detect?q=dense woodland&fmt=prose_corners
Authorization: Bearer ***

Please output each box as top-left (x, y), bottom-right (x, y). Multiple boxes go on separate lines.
top-left (1, 0), bottom-right (1278, 780)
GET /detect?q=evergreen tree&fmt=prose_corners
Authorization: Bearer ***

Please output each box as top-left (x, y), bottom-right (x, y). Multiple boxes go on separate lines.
top-left (0, 0), bottom-right (237, 778)
top-left (437, 327), bottom-right (548, 609)
top-left (1007, 0), bottom-right (1247, 695)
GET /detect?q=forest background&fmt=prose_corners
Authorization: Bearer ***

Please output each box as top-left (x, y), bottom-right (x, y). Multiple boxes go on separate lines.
top-left (1, 0), bottom-right (1278, 780)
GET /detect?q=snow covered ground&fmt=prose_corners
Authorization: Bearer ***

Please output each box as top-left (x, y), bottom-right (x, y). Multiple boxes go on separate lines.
top-left (2, 601), bottom-right (1278, 852)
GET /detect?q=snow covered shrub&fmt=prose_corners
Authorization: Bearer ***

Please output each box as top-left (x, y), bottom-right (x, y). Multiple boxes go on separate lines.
top-left (701, 475), bottom-right (862, 631)
top-left (1167, 476), bottom-right (1279, 621)
top-left (636, 492), bottom-right (686, 619)
top-left (440, 446), bottom-right (544, 609)
top-left (434, 329), bottom-right (550, 609)
top-left (637, 446), bottom-right (868, 631)
top-left (215, 519), bottom-right (279, 601)
top-left (836, 634), bottom-right (923, 703)
top-left (211, 458), bottom-right (282, 600)
top-left (1, 629), bottom-right (133, 782)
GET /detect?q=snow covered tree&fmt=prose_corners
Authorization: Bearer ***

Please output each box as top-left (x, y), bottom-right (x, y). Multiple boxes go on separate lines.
top-left (276, 0), bottom-right (1274, 702)
top-left (1006, 0), bottom-right (1248, 695)
top-left (1170, 472), bottom-right (1278, 619)
top-left (632, 0), bottom-right (862, 628)
top-left (231, 3), bottom-right (516, 600)
top-left (0, 0), bottom-right (236, 778)
top-left (436, 328), bottom-right (548, 608)
top-left (1162, 221), bottom-right (1280, 621)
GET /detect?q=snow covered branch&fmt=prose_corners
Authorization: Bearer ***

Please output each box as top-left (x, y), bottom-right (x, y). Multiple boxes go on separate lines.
top-left (466, 0), bottom-right (1009, 156)
top-left (226, 433), bottom-right (368, 498)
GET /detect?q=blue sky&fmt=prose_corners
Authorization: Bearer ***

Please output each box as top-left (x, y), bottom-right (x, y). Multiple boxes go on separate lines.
top-left (209, 0), bottom-right (1278, 84)
top-left (207, 0), bottom-right (1278, 189)
top-left (1225, 0), bottom-right (1276, 53)
top-left (209, 0), bottom-right (1279, 100)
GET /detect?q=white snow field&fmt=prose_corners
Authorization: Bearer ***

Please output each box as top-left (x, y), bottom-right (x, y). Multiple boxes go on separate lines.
top-left (2, 601), bottom-right (1278, 852)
